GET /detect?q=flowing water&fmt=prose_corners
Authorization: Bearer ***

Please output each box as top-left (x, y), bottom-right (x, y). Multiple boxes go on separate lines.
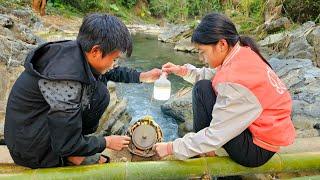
top-left (117, 34), bottom-right (203, 141)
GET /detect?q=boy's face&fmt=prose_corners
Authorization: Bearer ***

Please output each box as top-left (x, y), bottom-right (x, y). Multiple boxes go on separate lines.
top-left (85, 45), bottom-right (121, 74)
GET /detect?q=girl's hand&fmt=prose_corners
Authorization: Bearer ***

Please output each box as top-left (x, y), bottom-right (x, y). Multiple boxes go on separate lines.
top-left (153, 142), bottom-right (173, 158)
top-left (162, 62), bottom-right (188, 77)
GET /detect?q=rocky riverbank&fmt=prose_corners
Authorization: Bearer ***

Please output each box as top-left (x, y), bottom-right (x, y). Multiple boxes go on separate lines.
top-left (0, 3), bottom-right (320, 143)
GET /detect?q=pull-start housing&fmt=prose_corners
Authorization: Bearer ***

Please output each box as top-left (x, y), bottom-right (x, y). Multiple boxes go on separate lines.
top-left (126, 116), bottom-right (163, 157)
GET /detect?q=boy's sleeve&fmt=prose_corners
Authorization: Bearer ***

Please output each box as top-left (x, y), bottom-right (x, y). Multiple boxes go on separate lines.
top-left (101, 66), bottom-right (141, 83)
top-left (182, 64), bottom-right (216, 84)
top-left (172, 82), bottom-right (263, 160)
top-left (38, 79), bottom-right (106, 157)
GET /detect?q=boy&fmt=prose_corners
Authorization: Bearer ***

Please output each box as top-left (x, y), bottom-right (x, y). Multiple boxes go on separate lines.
top-left (4, 13), bottom-right (161, 168)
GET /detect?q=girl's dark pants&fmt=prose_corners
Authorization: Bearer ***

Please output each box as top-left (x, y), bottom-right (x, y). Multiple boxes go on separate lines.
top-left (192, 80), bottom-right (274, 167)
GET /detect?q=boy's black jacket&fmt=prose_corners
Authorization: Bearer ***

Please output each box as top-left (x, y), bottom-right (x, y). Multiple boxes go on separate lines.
top-left (4, 40), bottom-right (140, 168)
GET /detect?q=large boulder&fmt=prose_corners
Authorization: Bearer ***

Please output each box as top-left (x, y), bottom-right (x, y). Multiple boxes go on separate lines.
top-left (127, 24), bottom-right (163, 36)
top-left (158, 24), bottom-right (192, 43)
top-left (95, 81), bottom-right (132, 136)
top-left (161, 58), bottom-right (320, 138)
top-left (259, 21), bottom-right (320, 67)
top-left (161, 88), bottom-right (193, 137)
top-left (174, 37), bottom-right (198, 53)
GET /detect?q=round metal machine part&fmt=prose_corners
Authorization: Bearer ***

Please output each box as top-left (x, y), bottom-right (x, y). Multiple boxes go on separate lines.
top-left (126, 116), bottom-right (163, 157)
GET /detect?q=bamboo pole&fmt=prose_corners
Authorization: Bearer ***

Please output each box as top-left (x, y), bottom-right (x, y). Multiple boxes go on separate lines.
top-left (0, 152), bottom-right (319, 180)
top-left (291, 175), bottom-right (320, 180)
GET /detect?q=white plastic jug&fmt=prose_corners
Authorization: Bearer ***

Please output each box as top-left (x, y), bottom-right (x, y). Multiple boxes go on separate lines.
top-left (153, 73), bottom-right (171, 100)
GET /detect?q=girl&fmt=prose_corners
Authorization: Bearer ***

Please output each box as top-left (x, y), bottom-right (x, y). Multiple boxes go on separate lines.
top-left (154, 13), bottom-right (295, 167)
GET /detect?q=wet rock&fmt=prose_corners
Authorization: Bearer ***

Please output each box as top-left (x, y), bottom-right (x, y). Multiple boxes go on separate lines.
top-left (264, 17), bottom-right (291, 33)
top-left (95, 81), bottom-right (132, 136)
top-left (161, 88), bottom-right (193, 136)
top-left (174, 37), bottom-right (198, 53)
top-left (158, 25), bottom-right (192, 43)
top-left (178, 117), bottom-right (193, 137)
top-left (127, 24), bottom-right (163, 35)
top-left (0, 14), bottom-right (14, 28)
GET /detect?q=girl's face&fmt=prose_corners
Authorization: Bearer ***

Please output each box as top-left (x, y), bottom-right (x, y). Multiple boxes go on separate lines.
top-left (196, 39), bottom-right (231, 68)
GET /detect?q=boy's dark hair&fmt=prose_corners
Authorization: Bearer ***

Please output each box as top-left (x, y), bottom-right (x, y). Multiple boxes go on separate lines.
top-left (77, 13), bottom-right (132, 57)
top-left (191, 12), bottom-right (271, 68)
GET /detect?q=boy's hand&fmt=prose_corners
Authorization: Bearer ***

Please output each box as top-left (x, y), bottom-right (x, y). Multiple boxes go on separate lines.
top-left (67, 155), bottom-right (107, 165)
top-left (105, 135), bottom-right (131, 151)
top-left (162, 62), bottom-right (187, 77)
top-left (67, 156), bottom-right (85, 165)
top-left (139, 68), bottom-right (162, 83)
top-left (153, 142), bottom-right (173, 158)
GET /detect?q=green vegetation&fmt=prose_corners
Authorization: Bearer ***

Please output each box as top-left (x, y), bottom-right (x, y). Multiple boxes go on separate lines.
top-left (1, 0), bottom-right (318, 35)
top-left (149, 0), bottom-right (222, 22)
top-left (0, 0), bottom-right (30, 9)
top-left (283, 0), bottom-right (320, 24)
top-left (48, 0), bottom-right (266, 33)
top-left (225, 0), bottom-right (266, 34)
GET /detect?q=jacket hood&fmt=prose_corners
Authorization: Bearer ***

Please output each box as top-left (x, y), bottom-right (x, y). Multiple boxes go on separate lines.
top-left (24, 40), bottom-right (96, 84)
